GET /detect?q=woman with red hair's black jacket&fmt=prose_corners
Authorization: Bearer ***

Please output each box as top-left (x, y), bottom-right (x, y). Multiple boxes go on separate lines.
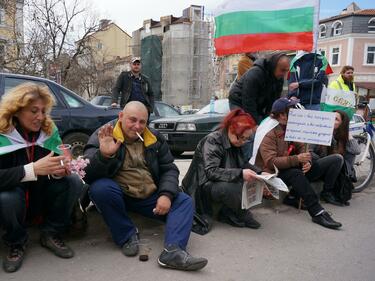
top-left (182, 109), bottom-right (262, 232)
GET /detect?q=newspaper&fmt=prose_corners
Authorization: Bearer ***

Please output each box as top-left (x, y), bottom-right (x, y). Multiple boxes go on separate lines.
top-left (241, 166), bottom-right (289, 209)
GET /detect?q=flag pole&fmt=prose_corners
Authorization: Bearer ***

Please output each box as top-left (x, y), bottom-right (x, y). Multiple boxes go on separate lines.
top-left (309, 0), bottom-right (321, 107)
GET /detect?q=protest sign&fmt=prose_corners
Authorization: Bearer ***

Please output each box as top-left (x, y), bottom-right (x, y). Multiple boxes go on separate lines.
top-left (284, 109), bottom-right (335, 146)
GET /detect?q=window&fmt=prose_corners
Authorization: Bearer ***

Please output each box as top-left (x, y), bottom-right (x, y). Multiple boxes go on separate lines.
top-left (156, 103), bottom-right (180, 117)
top-left (0, 7), bottom-right (5, 26)
top-left (3, 77), bottom-right (62, 107)
top-left (0, 44), bottom-right (5, 63)
top-left (319, 24), bottom-right (326, 38)
top-left (330, 46), bottom-right (341, 66)
top-left (369, 18), bottom-right (375, 33)
top-left (332, 21), bottom-right (343, 36)
top-left (97, 42), bottom-right (103, 50)
top-left (365, 45), bottom-right (375, 65)
top-left (60, 90), bottom-right (83, 108)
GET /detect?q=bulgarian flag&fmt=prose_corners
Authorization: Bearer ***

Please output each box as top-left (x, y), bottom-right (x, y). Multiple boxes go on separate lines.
top-left (0, 126), bottom-right (62, 156)
top-left (214, 0), bottom-right (320, 56)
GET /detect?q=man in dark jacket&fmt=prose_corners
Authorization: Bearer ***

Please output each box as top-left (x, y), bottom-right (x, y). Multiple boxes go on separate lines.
top-left (288, 51), bottom-right (329, 110)
top-left (83, 101), bottom-right (207, 271)
top-left (229, 52), bottom-right (289, 124)
top-left (111, 57), bottom-right (155, 113)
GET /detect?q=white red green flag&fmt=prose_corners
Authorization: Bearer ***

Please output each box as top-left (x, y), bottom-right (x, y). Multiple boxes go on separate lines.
top-left (0, 126), bottom-right (62, 156)
top-left (214, 0), bottom-right (320, 56)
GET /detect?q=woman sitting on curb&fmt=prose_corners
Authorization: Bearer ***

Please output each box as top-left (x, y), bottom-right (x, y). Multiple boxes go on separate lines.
top-left (182, 109), bottom-right (262, 230)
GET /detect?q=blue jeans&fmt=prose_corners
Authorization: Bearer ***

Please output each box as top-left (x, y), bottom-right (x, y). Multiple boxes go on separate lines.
top-left (0, 175), bottom-right (81, 246)
top-left (89, 178), bottom-right (194, 250)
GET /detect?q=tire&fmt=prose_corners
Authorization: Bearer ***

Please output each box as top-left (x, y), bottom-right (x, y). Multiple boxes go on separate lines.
top-left (62, 132), bottom-right (89, 158)
top-left (352, 135), bottom-right (375, 193)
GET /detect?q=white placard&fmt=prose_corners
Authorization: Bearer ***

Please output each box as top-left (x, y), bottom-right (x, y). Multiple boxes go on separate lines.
top-left (284, 109), bottom-right (335, 146)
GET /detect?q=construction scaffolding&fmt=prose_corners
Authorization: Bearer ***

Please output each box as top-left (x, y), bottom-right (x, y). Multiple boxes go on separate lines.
top-left (161, 17), bottom-right (211, 108)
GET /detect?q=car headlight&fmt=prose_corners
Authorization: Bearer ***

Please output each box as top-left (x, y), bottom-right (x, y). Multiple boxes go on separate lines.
top-left (148, 123), bottom-right (155, 129)
top-left (176, 123), bottom-right (196, 131)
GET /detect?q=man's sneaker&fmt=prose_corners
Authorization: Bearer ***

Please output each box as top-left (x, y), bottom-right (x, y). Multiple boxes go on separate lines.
top-left (121, 233), bottom-right (139, 257)
top-left (40, 234), bottom-right (74, 258)
top-left (243, 210), bottom-right (261, 229)
top-left (312, 211), bottom-right (342, 229)
top-left (3, 244), bottom-right (26, 273)
top-left (158, 245), bottom-right (208, 271)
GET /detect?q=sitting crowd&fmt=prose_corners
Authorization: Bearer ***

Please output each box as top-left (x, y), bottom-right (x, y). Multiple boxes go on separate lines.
top-left (0, 72), bottom-right (362, 274)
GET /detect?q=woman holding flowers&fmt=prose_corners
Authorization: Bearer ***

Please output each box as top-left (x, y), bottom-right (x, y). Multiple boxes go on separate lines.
top-left (0, 83), bottom-right (81, 273)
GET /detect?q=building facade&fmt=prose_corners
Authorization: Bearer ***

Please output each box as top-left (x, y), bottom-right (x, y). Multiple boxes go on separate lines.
top-left (132, 5), bottom-right (211, 108)
top-left (0, 0), bottom-right (24, 71)
top-left (317, 3), bottom-right (375, 98)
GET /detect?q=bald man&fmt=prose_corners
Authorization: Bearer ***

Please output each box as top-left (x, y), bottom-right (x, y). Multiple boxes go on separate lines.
top-left (83, 101), bottom-right (207, 271)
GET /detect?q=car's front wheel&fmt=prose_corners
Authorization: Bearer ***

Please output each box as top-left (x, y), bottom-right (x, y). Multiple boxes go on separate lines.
top-left (62, 132), bottom-right (89, 158)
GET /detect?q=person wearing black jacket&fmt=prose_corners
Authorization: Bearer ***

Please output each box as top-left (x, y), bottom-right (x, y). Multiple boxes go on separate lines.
top-left (111, 57), bottom-right (155, 113)
top-left (182, 109), bottom-right (262, 231)
top-left (83, 101), bottom-right (207, 271)
top-left (229, 52), bottom-right (289, 124)
top-left (0, 83), bottom-right (80, 273)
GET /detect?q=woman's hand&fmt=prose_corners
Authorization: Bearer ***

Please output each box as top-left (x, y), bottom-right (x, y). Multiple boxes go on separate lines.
top-left (33, 152), bottom-right (67, 176)
top-left (98, 124), bottom-right (122, 158)
top-left (302, 162), bottom-right (312, 174)
top-left (243, 169), bottom-right (258, 182)
top-left (297, 152), bottom-right (312, 163)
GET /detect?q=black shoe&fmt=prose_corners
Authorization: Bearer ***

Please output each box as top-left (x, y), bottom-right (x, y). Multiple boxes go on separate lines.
top-left (283, 195), bottom-right (307, 210)
top-left (312, 211), bottom-right (342, 229)
top-left (218, 207), bottom-right (245, 227)
top-left (40, 234), bottom-right (74, 258)
top-left (121, 233), bottom-right (139, 257)
top-left (321, 191), bottom-right (343, 206)
top-left (243, 210), bottom-right (261, 229)
top-left (158, 245), bottom-right (208, 271)
top-left (3, 244), bottom-right (26, 273)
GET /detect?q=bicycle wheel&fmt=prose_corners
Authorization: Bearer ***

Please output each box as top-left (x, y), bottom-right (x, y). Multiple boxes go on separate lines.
top-left (352, 135), bottom-right (375, 192)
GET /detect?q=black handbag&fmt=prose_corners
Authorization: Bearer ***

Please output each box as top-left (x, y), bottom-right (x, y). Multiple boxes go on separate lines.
top-left (333, 162), bottom-right (353, 204)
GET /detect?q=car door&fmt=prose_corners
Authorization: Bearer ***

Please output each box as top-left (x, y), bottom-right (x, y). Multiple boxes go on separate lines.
top-left (2, 76), bottom-right (70, 135)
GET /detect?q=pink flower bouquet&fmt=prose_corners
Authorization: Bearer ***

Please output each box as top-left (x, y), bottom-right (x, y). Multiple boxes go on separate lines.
top-left (69, 156), bottom-right (90, 180)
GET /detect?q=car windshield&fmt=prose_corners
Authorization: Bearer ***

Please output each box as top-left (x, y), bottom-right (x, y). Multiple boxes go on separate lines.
top-left (197, 99), bottom-right (229, 114)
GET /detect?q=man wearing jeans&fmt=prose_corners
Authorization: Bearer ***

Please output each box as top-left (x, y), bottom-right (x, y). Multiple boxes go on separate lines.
top-left (83, 101), bottom-right (207, 271)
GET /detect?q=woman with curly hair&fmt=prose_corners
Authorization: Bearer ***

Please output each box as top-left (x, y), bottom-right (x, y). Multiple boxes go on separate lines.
top-left (0, 83), bottom-right (80, 273)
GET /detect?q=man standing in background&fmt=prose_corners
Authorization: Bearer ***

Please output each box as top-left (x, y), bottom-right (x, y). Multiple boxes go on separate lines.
top-left (111, 57), bottom-right (155, 113)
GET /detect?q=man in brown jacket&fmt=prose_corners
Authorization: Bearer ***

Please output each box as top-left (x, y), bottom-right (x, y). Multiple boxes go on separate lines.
top-left (255, 98), bottom-right (343, 230)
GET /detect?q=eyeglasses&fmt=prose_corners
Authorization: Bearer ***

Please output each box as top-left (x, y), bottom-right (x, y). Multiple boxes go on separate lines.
top-left (235, 134), bottom-right (250, 142)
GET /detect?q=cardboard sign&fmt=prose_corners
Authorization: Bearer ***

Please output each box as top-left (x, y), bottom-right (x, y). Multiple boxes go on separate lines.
top-left (284, 109), bottom-right (335, 146)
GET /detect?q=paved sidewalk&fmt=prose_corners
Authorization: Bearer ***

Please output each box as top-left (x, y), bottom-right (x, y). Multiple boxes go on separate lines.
top-left (1, 156), bottom-right (375, 281)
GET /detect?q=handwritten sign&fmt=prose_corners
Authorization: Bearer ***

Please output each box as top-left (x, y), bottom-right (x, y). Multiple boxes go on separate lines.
top-left (284, 109), bottom-right (335, 146)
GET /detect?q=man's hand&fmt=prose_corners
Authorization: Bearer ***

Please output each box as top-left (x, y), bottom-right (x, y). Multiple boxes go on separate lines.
top-left (111, 103), bottom-right (118, 107)
top-left (98, 124), bottom-right (122, 158)
top-left (289, 82), bottom-right (299, 92)
top-left (297, 152), bottom-right (312, 163)
top-left (33, 152), bottom-right (67, 176)
top-left (154, 195), bottom-right (172, 216)
top-left (302, 162), bottom-right (311, 174)
top-left (243, 169), bottom-right (258, 182)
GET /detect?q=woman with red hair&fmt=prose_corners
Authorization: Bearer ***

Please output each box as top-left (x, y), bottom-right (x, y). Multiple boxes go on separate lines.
top-left (182, 109), bottom-right (262, 232)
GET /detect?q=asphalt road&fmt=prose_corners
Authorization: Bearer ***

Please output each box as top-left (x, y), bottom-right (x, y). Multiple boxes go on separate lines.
top-left (1, 155), bottom-right (374, 281)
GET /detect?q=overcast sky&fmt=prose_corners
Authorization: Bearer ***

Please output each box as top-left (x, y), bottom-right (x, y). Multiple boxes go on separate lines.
top-left (88, 0), bottom-right (374, 35)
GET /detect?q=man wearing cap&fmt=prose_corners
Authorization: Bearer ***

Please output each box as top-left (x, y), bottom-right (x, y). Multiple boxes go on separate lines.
top-left (111, 57), bottom-right (155, 113)
top-left (254, 97), bottom-right (343, 230)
